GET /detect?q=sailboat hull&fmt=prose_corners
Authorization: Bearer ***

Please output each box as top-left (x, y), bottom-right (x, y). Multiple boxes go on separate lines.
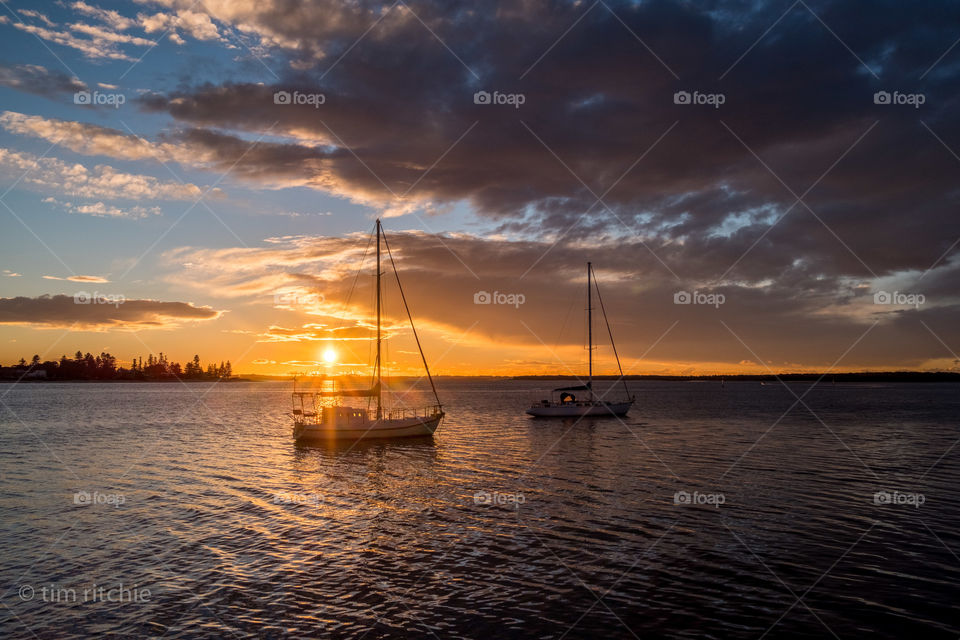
top-left (526, 400), bottom-right (633, 417)
top-left (294, 413), bottom-right (443, 442)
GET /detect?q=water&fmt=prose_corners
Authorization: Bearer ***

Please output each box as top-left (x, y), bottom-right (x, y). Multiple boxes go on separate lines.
top-left (1, 379), bottom-right (958, 639)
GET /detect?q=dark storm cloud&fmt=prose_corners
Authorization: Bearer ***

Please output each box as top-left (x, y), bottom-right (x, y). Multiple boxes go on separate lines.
top-left (0, 295), bottom-right (222, 329)
top-left (135, 0), bottom-right (960, 290)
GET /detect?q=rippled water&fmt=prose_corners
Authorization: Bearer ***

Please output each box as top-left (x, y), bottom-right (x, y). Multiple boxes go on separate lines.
top-left (1, 379), bottom-right (959, 639)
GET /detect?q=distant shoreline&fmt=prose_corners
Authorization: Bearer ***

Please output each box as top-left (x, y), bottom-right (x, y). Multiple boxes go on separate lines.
top-left (0, 377), bottom-right (252, 383)
top-left (3, 372), bottom-right (958, 383)
top-left (511, 372), bottom-right (960, 383)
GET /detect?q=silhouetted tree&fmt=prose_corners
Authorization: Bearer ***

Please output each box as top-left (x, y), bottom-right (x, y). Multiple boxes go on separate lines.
top-left (3, 349), bottom-right (233, 381)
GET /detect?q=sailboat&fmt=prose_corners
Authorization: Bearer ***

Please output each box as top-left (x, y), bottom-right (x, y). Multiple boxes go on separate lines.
top-left (290, 220), bottom-right (444, 442)
top-left (527, 262), bottom-right (635, 417)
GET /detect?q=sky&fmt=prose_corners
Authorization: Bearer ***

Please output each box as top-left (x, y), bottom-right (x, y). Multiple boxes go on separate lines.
top-left (0, 0), bottom-right (958, 376)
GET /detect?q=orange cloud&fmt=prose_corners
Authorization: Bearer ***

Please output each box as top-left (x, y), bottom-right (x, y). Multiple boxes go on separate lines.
top-left (0, 295), bottom-right (223, 330)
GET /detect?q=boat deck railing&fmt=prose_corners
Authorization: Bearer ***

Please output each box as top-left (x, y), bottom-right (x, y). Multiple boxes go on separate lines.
top-left (385, 404), bottom-right (443, 420)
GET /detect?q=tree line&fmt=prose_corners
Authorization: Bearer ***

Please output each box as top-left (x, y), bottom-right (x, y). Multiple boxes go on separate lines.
top-left (0, 351), bottom-right (232, 381)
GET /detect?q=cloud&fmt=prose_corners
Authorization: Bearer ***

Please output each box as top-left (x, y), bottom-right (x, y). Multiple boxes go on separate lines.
top-left (5, 3), bottom-right (161, 60)
top-left (161, 229), bottom-right (960, 370)
top-left (0, 111), bottom-right (320, 189)
top-left (2, 0), bottom-right (959, 371)
top-left (42, 275), bottom-right (110, 283)
top-left (138, 9), bottom-right (222, 42)
top-left (18, 10), bottom-right (56, 28)
top-left (127, 0), bottom-right (960, 293)
top-left (43, 197), bottom-right (162, 219)
top-left (0, 111), bottom-right (194, 163)
top-left (0, 147), bottom-right (213, 201)
top-left (0, 294), bottom-right (222, 330)
top-left (70, 1), bottom-right (135, 31)
top-left (9, 20), bottom-right (137, 61)
top-left (68, 22), bottom-right (154, 47)
top-left (0, 63), bottom-right (87, 98)
top-left (258, 321), bottom-right (387, 343)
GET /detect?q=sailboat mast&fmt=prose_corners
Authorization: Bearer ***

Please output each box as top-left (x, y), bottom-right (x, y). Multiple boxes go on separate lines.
top-left (376, 219), bottom-right (382, 419)
top-left (587, 261), bottom-right (593, 400)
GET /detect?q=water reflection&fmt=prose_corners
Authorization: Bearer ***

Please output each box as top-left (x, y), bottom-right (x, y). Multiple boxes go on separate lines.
top-left (1, 380), bottom-right (959, 639)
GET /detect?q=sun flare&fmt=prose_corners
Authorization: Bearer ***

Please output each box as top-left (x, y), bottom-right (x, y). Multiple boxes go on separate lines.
top-left (322, 347), bottom-right (337, 364)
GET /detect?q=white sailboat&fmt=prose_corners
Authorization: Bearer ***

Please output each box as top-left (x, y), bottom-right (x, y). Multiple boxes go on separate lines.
top-left (291, 220), bottom-right (444, 442)
top-left (527, 262), bottom-right (635, 417)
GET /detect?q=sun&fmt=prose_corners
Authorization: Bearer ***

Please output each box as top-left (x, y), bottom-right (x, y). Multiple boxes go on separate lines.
top-left (322, 347), bottom-right (337, 364)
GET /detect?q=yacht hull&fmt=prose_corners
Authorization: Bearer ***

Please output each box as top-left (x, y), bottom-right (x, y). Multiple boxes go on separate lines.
top-left (526, 401), bottom-right (633, 417)
top-left (294, 413), bottom-right (443, 442)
